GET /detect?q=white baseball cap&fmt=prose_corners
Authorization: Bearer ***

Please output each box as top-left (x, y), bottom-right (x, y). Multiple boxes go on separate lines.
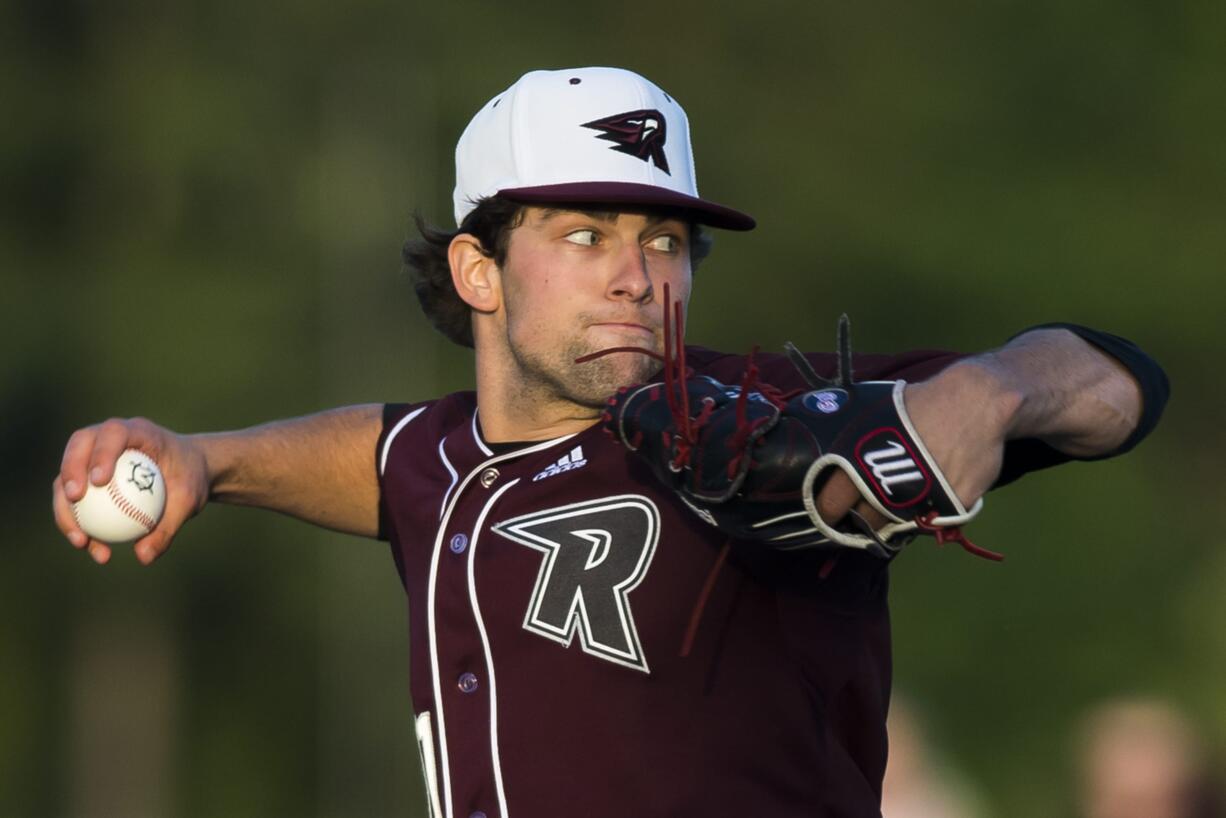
top-left (453, 67), bottom-right (755, 231)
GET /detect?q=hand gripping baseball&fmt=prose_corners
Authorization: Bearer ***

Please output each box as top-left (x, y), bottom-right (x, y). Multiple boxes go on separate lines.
top-left (52, 417), bottom-right (210, 565)
top-left (601, 313), bottom-right (994, 560)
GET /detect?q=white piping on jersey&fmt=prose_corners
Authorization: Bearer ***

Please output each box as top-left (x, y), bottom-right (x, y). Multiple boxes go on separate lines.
top-left (471, 410), bottom-right (494, 456)
top-left (748, 511), bottom-right (827, 545)
top-left (749, 509), bottom-right (811, 529)
top-left (747, 511), bottom-right (823, 545)
top-left (769, 527), bottom-right (820, 542)
top-left (437, 439), bottom-right (459, 522)
top-left (414, 712), bottom-right (443, 818)
top-left (380, 406), bottom-right (428, 476)
top-left (426, 431), bottom-right (577, 818)
top-left (467, 477), bottom-right (520, 818)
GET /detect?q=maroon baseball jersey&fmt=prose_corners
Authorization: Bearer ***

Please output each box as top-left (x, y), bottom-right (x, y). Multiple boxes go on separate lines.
top-left (377, 346), bottom-right (1017, 818)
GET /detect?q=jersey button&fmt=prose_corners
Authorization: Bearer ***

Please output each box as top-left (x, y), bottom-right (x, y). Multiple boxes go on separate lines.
top-left (470, 812), bottom-right (488, 818)
top-left (449, 533), bottom-right (468, 554)
top-left (479, 467), bottom-right (500, 488)
top-left (457, 672), bottom-right (479, 694)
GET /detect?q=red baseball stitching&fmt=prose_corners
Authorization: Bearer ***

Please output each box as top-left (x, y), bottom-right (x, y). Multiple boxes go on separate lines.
top-left (107, 479), bottom-right (157, 531)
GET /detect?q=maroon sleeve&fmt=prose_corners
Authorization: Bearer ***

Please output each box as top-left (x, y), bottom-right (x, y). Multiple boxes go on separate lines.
top-left (684, 345), bottom-right (966, 392)
top-left (376, 401), bottom-right (434, 542)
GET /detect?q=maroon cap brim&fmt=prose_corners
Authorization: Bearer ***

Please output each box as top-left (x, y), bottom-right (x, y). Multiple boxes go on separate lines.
top-left (498, 181), bottom-right (755, 231)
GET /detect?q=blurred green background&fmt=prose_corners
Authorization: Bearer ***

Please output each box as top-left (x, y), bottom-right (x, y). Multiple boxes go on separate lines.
top-left (3, 0), bottom-right (1222, 815)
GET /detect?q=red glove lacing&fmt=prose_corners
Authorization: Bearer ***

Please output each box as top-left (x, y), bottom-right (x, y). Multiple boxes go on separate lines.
top-left (579, 283), bottom-right (791, 474)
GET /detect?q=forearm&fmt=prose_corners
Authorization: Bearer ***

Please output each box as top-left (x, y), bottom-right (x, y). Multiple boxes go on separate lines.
top-left (963, 328), bottom-right (1143, 457)
top-left (194, 403), bottom-right (384, 537)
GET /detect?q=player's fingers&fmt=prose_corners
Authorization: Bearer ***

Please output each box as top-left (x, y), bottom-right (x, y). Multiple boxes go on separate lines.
top-left (51, 476), bottom-right (88, 549)
top-left (133, 527), bottom-right (174, 566)
top-left (814, 470), bottom-right (862, 525)
top-left (54, 474), bottom-right (114, 564)
top-left (87, 418), bottom-right (140, 486)
top-left (133, 507), bottom-right (189, 566)
top-left (87, 539), bottom-right (112, 565)
top-left (60, 425), bottom-right (102, 502)
top-left (817, 472), bottom-right (891, 537)
top-left (133, 480), bottom-right (198, 565)
top-left (851, 500), bottom-right (889, 534)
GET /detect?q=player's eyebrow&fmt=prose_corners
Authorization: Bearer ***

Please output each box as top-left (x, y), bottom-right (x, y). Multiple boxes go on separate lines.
top-left (537, 208), bottom-right (619, 223)
top-left (536, 207), bottom-right (676, 226)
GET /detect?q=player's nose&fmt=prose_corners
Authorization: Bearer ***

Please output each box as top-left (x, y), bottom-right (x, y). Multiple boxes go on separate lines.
top-left (606, 244), bottom-right (653, 303)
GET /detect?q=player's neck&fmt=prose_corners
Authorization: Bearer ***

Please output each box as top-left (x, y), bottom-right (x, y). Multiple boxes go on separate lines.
top-left (478, 400), bottom-right (600, 443)
top-left (474, 355), bottom-right (602, 444)
top-left (475, 385), bottom-right (602, 443)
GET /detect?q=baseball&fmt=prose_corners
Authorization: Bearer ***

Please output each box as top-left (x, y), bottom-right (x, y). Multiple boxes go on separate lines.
top-left (71, 448), bottom-right (166, 544)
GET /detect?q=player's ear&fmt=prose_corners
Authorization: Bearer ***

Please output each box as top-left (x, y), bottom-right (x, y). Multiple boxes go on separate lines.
top-left (448, 233), bottom-right (501, 314)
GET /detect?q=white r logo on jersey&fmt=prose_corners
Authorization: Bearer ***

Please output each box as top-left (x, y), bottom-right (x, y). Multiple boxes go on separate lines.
top-left (492, 496), bottom-right (659, 673)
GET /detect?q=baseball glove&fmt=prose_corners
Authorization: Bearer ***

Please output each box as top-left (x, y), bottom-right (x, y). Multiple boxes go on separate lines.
top-left (599, 311), bottom-right (993, 561)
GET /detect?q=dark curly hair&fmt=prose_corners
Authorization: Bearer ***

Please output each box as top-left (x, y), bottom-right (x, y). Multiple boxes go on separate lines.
top-left (402, 197), bottom-right (714, 348)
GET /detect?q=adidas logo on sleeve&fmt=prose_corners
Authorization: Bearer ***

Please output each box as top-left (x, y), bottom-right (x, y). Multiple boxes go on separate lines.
top-left (532, 446), bottom-right (588, 482)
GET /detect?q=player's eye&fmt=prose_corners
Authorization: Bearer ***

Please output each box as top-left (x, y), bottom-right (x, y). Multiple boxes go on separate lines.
top-left (645, 234), bottom-right (680, 253)
top-left (564, 229), bottom-right (600, 246)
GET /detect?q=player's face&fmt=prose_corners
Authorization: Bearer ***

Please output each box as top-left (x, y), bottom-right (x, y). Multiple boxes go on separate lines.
top-left (497, 206), bottom-right (693, 409)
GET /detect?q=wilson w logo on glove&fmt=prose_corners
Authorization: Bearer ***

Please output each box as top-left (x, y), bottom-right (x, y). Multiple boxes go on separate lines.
top-left (858, 436), bottom-right (929, 500)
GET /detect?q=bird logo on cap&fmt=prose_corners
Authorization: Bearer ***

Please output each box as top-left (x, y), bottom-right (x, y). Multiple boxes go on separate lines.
top-left (581, 109), bottom-right (670, 174)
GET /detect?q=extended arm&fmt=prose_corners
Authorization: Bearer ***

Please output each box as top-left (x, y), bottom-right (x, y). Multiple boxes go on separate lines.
top-left (52, 405), bottom-right (384, 565)
top-left (197, 405), bottom-right (384, 532)
top-left (816, 326), bottom-right (1157, 527)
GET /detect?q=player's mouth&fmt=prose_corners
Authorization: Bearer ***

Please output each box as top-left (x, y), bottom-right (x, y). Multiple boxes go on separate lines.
top-left (591, 322), bottom-right (655, 337)
top-left (575, 323), bottom-right (663, 367)
top-left (575, 282), bottom-right (682, 368)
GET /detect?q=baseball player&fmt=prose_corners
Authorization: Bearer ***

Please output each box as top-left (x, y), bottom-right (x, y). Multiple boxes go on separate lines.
top-left (52, 67), bottom-right (1168, 817)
